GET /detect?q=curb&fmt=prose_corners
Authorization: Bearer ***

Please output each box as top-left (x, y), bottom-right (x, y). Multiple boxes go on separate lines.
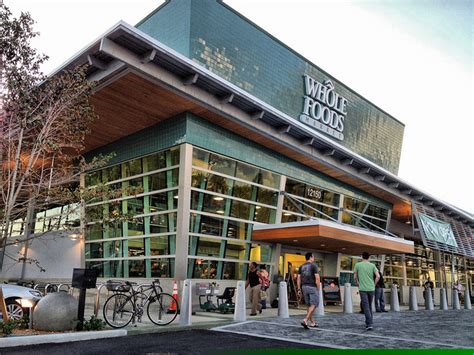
top-left (0, 329), bottom-right (127, 348)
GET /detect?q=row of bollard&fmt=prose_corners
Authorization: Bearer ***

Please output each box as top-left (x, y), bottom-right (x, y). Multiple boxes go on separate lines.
top-left (178, 280), bottom-right (472, 325)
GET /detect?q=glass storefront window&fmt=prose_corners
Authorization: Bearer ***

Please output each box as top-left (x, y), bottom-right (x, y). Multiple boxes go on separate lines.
top-left (123, 159), bottom-right (142, 177)
top-left (85, 242), bottom-right (103, 259)
top-left (84, 147), bottom-right (179, 278)
top-left (128, 238), bottom-right (145, 257)
top-left (149, 235), bottom-right (172, 255)
top-left (129, 259), bottom-right (145, 277)
top-left (222, 262), bottom-right (247, 280)
top-left (102, 165), bottom-right (121, 183)
top-left (192, 259), bottom-right (218, 279)
top-left (104, 240), bottom-right (123, 258)
top-left (151, 259), bottom-right (174, 278)
top-left (225, 240), bottom-right (246, 260)
top-left (85, 224), bottom-right (103, 241)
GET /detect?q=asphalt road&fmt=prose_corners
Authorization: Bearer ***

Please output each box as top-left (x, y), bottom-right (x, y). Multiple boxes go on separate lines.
top-left (0, 329), bottom-right (319, 354)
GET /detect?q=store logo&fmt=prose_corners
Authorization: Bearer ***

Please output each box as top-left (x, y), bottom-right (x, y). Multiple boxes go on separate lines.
top-left (299, 75), bottom-right (349, 141)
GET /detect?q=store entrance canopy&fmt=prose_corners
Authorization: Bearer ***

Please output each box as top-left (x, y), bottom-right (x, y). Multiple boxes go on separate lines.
top-left (253, 220), bottom-right (414, 255)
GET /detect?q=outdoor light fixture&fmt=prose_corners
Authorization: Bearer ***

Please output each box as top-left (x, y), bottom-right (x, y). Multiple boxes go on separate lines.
top-left (283, 212), bottom-right (292, 216)
top-left (255, 206), bottom-right (261, 210)
top-left (213, 196), bottom-right (224, 201)
top-left (69, 234), bottom-right (81, 240)
top-left (320, 244), bottom-right (325, 247)
top-left (216, 210), bottom-right (225, 214)
top-left (293, 239), bottom-right (298, 242)
top-left (174, 195), bottom-right (179, 199)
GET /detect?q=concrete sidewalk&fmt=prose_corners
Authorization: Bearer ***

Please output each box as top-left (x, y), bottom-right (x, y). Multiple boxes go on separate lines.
top-left (212, 309), bottom-right (474, 349)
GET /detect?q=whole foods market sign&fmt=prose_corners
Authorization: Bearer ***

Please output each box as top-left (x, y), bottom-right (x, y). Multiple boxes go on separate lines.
top-left (299, 75), bottom-right (348, 140)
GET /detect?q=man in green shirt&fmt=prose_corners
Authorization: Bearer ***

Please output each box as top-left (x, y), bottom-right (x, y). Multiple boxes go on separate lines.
top-left (354, 252), bottom-right (380, 331)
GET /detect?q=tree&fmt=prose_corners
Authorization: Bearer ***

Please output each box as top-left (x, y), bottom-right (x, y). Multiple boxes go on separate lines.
top-left (0, 4), bottom-right (102, 269)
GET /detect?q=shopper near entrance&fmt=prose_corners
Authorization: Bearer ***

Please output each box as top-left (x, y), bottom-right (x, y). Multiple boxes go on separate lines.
top-left (375, 273), bottom-right (387, 312)
top-left (259, 264), bottom-right (270, 309)
top-left (354, 252), bottom-right (380, 330)
top-left (297, 252), bottom-right (321, 329)
top-left (245, 262), bottom-right (262, 316)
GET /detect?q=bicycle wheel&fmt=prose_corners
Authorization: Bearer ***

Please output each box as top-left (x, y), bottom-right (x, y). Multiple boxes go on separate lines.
top-left (103, 293), bottom-right (134, 328)
top-left (147, 292), bottom-right (178, 326)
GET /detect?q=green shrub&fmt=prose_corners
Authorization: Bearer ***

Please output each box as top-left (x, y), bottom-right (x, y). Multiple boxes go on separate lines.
top-left (0, 320), bottom-right (19, 335)
top-left (82, 316), bottom-right (106, 331)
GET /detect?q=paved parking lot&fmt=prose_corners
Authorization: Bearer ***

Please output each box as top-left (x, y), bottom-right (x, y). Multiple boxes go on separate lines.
top-left (212, 309), bottom-right (474, 349)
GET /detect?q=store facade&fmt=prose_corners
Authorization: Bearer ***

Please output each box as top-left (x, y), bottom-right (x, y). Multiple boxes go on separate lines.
top-left (2, 0), bottom-right (472, 297)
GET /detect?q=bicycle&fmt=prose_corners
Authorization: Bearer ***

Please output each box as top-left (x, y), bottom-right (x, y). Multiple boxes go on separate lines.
top-left (102, 279), bottom-right (179, 328)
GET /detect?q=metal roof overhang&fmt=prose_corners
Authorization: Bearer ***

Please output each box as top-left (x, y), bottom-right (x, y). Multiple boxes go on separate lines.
top-left (253, 220), bottom-right (415, 255)
top-left (52, 21), bottom-right (473, 226)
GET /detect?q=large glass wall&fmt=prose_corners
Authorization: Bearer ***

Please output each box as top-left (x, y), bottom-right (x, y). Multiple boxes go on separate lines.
top-left (189, 147), bottom-right (276, 280)
top-left (84, 147), bottom-right (179, 278)
top-left (282, 177), bottom-right (389, 233)
top-left (282, 178), bottom-right (340, 222)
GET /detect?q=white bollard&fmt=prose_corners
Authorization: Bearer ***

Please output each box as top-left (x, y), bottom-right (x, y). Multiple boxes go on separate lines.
top-left (343, 283), bottom-right (353, 314)
top-left (234, 281), bottom-right (247, 322)
top-left (452, 289), bottom-right (460, 310)
top-left (278, 281), bottom-right (289, 318)
top-left (390, 284), bottom-right (400, 312)
top-left (464, 289), bottom-right (471, 310)
top-left (425, 287), bottom-right (434, 310)
top-left (409, 286), bottom-right (418, 311)
top-left (440, 288), bottom-right (448, 310)
top-left (179, 279), bottom-right (192, 326)
top-left (316, 286), bottom-right (324, 316)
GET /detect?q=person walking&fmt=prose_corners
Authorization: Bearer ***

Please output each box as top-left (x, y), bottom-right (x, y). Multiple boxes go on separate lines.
top-left (375, 273), bottom-right (387, 312)
top-left (354, 252), bottom-right (380, 331)
top-left (297, 252), bottom-right (320, 329)
top-left (245, 262), bottom-right (262, 316)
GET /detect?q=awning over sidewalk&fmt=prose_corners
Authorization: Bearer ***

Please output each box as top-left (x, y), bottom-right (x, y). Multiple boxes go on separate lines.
top-left (252, 219), bottom-right (414, 255)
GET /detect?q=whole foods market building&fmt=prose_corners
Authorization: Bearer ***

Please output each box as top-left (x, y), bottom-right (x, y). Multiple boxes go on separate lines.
top-left (4, 0), bottom-right (473, 297)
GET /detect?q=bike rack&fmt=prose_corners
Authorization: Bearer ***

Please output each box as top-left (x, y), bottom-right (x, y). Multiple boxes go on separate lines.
top-left (94, 283), bottom-right (106, 317)
top-left (57, 284), bottom-right (70, 293)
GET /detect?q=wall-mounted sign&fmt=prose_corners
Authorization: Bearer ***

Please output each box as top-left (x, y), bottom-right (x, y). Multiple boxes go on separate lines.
top-left (299, 75), bottom-right (349, 141)
top-left (418, 213), bottom-right (458, 247)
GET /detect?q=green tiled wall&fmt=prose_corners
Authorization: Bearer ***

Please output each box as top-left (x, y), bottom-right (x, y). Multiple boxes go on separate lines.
top-left (84, 114), bottom-right (187, 166)
top-left (137, 0), bottom-right (405, 174)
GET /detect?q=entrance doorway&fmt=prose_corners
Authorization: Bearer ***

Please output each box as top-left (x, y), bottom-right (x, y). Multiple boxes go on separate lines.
top-left (279, 252), bottom-right (324, 285)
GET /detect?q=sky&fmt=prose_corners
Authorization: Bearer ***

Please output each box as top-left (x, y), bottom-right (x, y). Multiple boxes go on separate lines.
top-left (6, 0), bottom-right (473, 214)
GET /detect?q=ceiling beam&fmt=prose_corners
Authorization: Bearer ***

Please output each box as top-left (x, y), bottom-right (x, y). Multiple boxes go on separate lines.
top-left (359, 167), bottom-right (371, 174)
top-left (87, 54), bottom-right (107, 70)
top-left (302, 137), bottom-right (314, 146)
top-left (375, 175), bottom-right (386, 182)
top-left (341, 158), bottom-right (354, 166)
top-left (402, 189), bottom-right (412, 195)
top-left (323, 149), bottom-right (336, 156)
top-left (183, 73), bottom-right (199, 85)
top-left (220, 93), bottom-right (234, 104)
top-left (278, 125), bottom-right (291, 134)
top-left (250, 110), bottom-right (265, 120)
top-left (389, 182), bottom-right (400, 188)
top-left (139, 49), bottom-right (157, 64)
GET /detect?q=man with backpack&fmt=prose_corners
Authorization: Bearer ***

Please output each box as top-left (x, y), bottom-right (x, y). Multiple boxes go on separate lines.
top-left (297, 252), bottom-right (321, 329)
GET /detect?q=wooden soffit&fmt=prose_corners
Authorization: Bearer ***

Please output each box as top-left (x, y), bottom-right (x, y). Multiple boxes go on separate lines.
top-left (253, 220), bottom-right (414, 255)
